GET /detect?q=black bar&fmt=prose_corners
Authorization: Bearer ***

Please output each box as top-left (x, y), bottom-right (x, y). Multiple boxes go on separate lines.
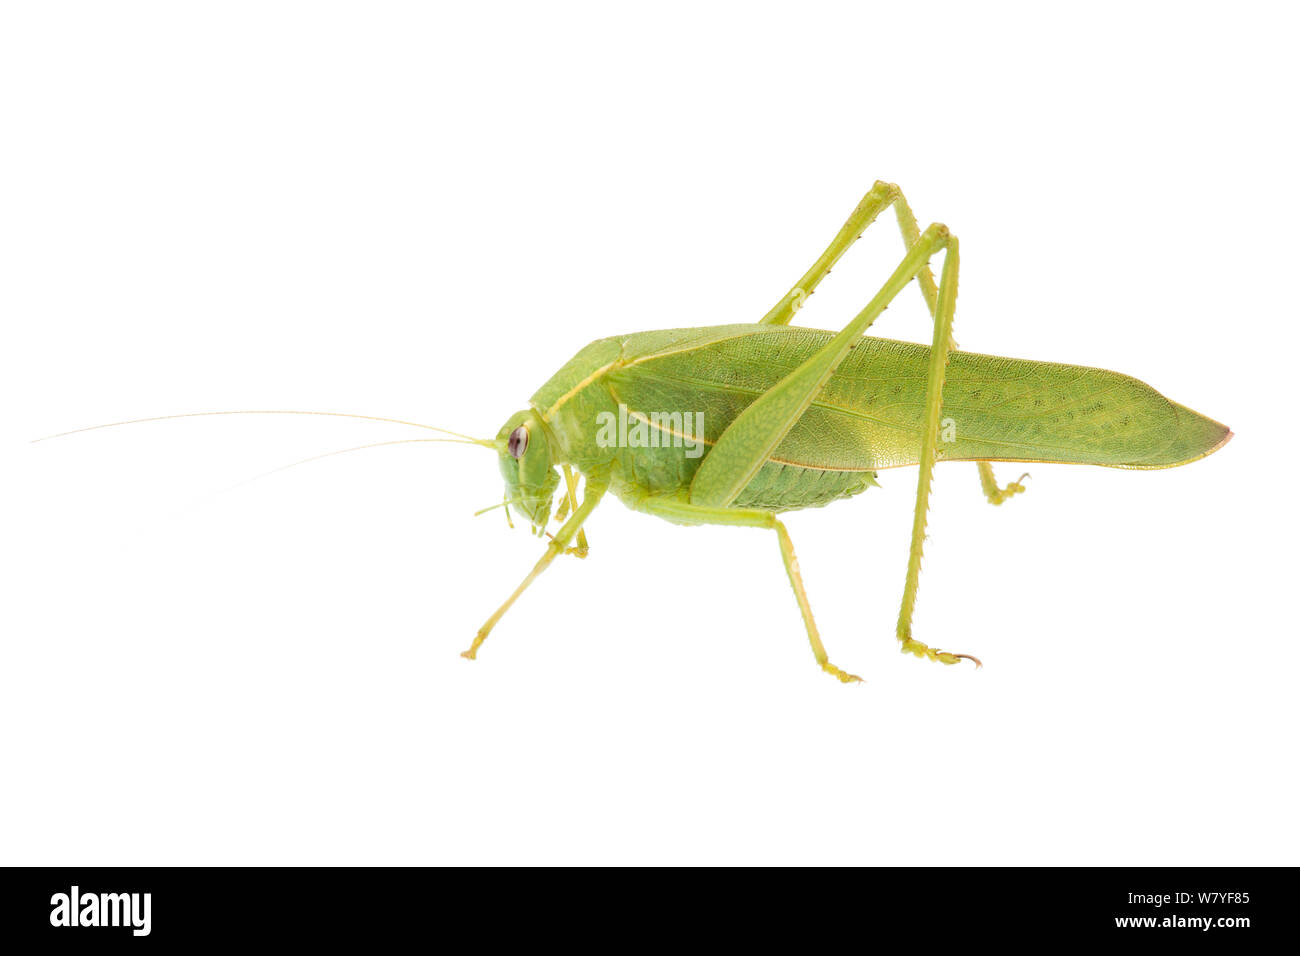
top-left (0, 866), bottom-right (1290, 945)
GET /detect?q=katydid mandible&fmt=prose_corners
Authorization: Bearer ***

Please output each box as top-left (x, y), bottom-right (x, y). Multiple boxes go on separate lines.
top-left (466, 181), bottom-right (1230, 682)
top-left (41, 182), bottom-right (1232, 683)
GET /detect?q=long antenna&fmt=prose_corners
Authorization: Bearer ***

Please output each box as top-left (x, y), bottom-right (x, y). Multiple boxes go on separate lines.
top-left (31, 409), bottom-right (497, 447)
top-left (218, 437), bottom-right (488, 494)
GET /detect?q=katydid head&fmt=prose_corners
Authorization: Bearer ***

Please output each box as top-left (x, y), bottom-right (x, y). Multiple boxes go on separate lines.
top-left (495, 409), bottom-right (560, 533)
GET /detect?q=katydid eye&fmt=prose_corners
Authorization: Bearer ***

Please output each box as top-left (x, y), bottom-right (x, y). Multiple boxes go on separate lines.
top-left (507, 425), bottom-right (529, 459)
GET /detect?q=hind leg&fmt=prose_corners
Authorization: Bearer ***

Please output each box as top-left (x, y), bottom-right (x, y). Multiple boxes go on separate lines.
top-left (894, 234), bottom-right (981, 668)
top-left (759, 180), bottom-right (940, 326)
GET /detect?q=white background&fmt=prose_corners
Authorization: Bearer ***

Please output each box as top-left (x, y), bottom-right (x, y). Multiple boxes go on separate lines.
top-left (3, 2), bottom-right (1297, 866)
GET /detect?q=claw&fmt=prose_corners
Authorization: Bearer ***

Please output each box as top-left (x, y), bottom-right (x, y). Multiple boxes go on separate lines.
top-left (544, 530), bottom-right (588, 558)
top-left (821, 662), bottom-right (864, 684)
top-left (901, 638), bottom-right (982, 669)
top-left (942, 651), bottom-right (984, 668)
top-left (461, 632), bottom-right (487, 660)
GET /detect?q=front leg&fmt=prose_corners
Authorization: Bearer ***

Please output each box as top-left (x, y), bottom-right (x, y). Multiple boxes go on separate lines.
top-left (551, 464), bottom-right (591, 557)
top-left (461, 468), bottom-right (609, 660)
top-left (632, 496), bottom-right (860, 683)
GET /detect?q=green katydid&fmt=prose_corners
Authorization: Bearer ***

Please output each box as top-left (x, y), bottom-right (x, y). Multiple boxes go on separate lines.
top-left (40, 182), bottom-right (1231, 683)
top-left (465, 181), bottom-right (1230, 682)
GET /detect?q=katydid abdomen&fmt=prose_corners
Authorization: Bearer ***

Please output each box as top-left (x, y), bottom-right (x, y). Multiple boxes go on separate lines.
top-left (534, 324), bottom-right (1231, 512)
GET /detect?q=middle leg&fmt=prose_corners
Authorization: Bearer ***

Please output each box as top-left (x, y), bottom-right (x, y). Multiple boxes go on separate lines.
top-left (631, 496), bottom-right (861, 683)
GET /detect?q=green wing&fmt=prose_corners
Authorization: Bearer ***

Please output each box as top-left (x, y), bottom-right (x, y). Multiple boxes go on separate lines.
top-left (606, 324), bottom-right (1230, 471)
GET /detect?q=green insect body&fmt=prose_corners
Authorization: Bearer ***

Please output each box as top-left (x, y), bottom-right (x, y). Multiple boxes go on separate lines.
top-left (472, 182), bottom-right (1230, 682)
top-left (527, 324), bottom-right (1228, 515)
